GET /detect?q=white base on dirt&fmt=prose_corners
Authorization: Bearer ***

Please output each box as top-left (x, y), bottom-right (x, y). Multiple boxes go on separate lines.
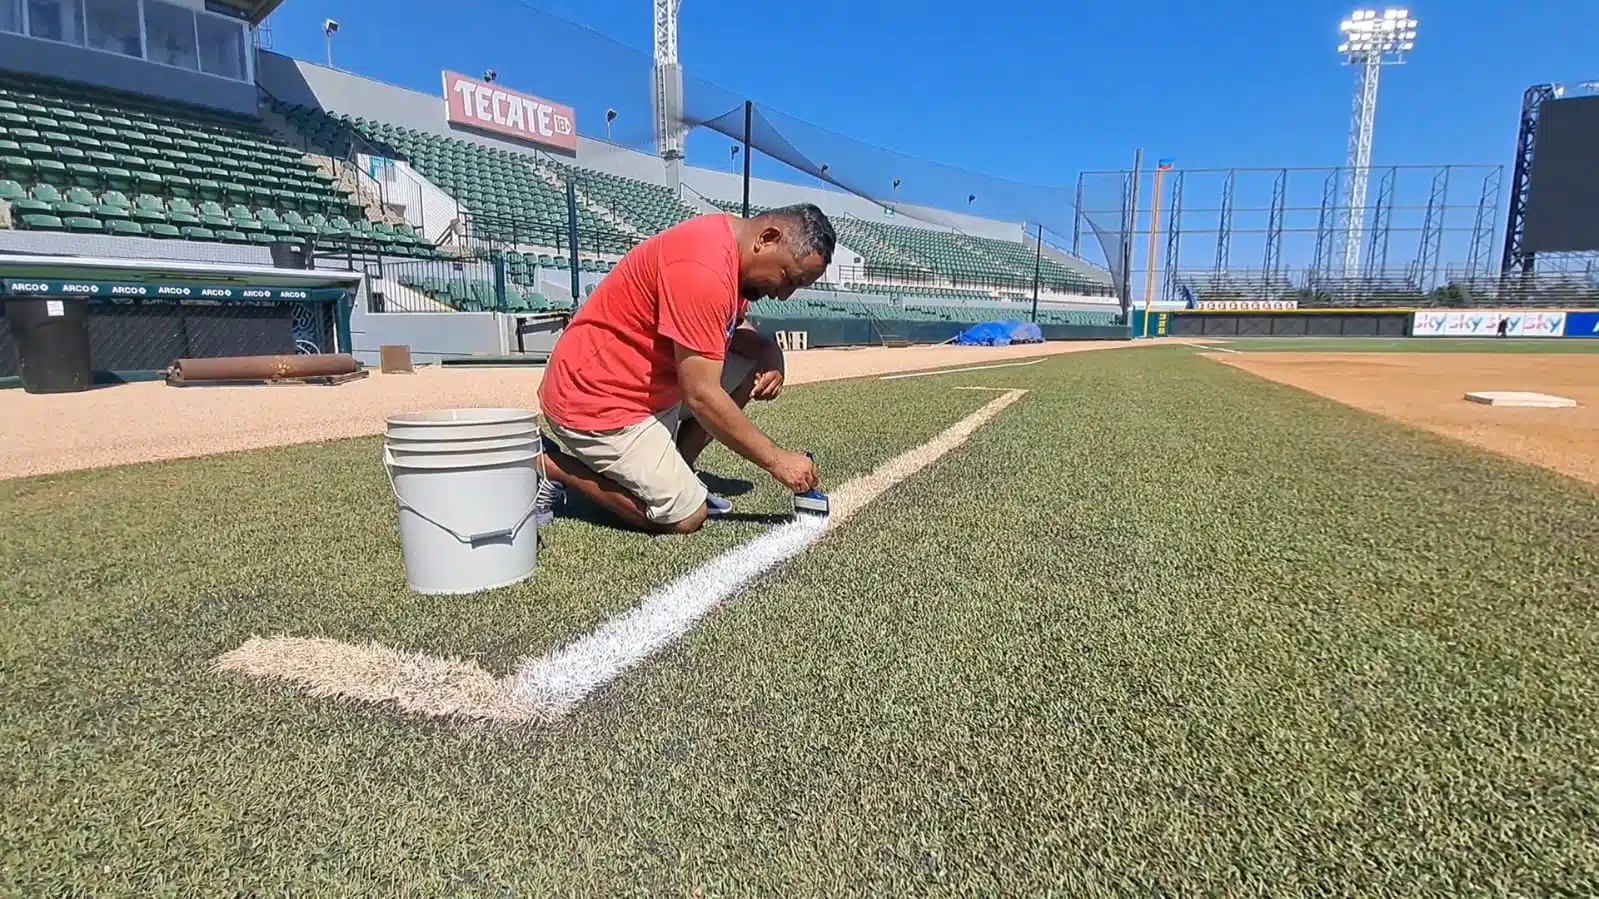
top-left (384, 408), bottom-right (542, 595)
top-left (1464, 391), bottom-right (1578, 408)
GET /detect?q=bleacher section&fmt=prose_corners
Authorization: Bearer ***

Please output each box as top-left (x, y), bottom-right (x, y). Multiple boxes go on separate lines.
top-left (751, 297), bottom-right (1117, 327)
top-left (832, 216), bottom-right (1103, 293)
top-left (844, 282), bottom-right (995, 303)
top-left (396, 274), bottom-right (571, 314)
top-left (707, 197), bottom-right (1108, 297)
top-left (545, 160), bottom-right (701, 235)
top-left (0, 66), bottom-right (1120, 346)
top-left (270, 102), bottom-right (701, 256)
top-left (0, 73), bottom-right (432, 254)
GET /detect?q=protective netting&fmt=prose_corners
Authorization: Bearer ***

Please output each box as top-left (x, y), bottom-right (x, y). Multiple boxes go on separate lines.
top-left (314, 0), bottom-right (1124, 298)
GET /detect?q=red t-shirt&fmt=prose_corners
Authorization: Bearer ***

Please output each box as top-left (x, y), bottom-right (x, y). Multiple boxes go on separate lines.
top-left (538, 214), bottom-right (749, 432)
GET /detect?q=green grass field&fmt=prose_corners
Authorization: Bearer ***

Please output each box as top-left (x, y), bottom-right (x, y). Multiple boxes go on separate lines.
top-left (4, 347), bottom-right (1598, 895)
top-left (1203, 336), bottom-right (1599, 353)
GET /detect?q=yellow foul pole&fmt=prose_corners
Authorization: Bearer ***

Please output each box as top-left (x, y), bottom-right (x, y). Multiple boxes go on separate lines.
top-left (1140, 163), bottom-right (1167, 338)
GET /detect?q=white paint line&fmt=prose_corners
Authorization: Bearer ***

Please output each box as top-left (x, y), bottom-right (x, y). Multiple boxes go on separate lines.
top-left (1185, 341), bottom-right (1240, 354)
top-left (216, 388), bottom-right (1029, 725)
top-left (510, 515), bottom-right (827, 715)
top-left (879, 358), bottom-right (1043, 381)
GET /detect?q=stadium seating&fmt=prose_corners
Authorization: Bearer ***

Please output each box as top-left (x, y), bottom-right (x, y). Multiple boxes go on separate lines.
top-left (750, 296), bottom-right (1117, 327)
top-left (842, 281), bottom-right (996, 303)
top-left (396, 273), bottom-right (569, 313)
top-left (0, 73), bottom-right (433, 254)
top-left (271, 103), bottom-right (700, 257)
top-left (831, 215), bottom-right (1102, 293)
top-left (544, 160), bottom-right (701, 235)
top-left (709, 198), bottom-right (1107, 296)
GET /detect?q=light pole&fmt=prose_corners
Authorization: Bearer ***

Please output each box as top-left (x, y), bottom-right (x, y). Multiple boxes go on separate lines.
top-left (1338, 7), bottom-right (1417, 277)
top-left (322, 18), bottom-right (339, 68)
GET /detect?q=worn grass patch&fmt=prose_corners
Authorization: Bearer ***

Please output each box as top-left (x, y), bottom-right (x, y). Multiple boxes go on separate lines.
top-left (3, 350), bottom-right (1597, 895)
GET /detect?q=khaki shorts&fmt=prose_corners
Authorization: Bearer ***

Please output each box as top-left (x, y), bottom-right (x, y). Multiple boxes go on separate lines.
top-left (547, 352), bottom-right (758, 525)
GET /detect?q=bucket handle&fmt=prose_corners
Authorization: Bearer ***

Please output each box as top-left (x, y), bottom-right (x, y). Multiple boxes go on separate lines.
top-left (383, 447), bottom-right (540, 544)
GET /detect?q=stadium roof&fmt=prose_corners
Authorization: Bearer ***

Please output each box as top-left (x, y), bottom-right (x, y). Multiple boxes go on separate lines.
top-left (208, 0), bottom-right (285, 26)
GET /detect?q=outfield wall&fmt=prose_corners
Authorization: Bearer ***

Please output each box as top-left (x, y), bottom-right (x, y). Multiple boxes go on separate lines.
top-left (1132, 307), bottom-right (1599, 341)
top-left (1133, 308), bottom-right (1411, 339)
top-left (746, 317), bottom-right (1128, 347)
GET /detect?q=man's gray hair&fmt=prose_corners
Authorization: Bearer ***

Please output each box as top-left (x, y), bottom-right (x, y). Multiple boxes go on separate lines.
top-left (759, 203), bottom-right (836, 266)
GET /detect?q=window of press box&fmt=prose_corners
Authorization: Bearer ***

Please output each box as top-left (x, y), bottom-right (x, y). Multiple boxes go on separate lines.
top-left (142, 0), bottom-right (197, 70)
top-left (26, 0), bottom-right (82, 44)
top-left (85, 0), bottom-right (142, 57)
top-left (196, 8), bottom-right (246, 80)
top-left (0, 0), bottom-right (249, 82)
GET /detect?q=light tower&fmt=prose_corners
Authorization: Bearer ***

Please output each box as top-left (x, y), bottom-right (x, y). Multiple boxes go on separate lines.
top-left (1338, 7), bottom-right (1418, 277)
top-left (652, 0), bottom-right (684, 162)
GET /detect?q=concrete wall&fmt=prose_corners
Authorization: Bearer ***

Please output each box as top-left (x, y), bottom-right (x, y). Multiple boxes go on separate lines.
top-left (0, 229), bottom-right (270, 263)
top-left (0, 33), bottom-right (256, 115)
top-left (348, 307), bottom-right (505, 366)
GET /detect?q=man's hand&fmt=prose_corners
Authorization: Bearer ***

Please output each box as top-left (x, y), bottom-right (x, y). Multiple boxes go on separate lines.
top-left (766, 448), bottom-right (818, 494)
top-left (751, 366), bottom-right (784, 401)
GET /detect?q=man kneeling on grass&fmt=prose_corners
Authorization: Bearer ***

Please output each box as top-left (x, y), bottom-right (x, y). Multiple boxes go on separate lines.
top-left (533, 203), bottom-right (836, 533)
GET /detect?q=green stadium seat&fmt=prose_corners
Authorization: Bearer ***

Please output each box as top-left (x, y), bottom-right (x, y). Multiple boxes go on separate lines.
top-left (131, 195), bottom-right (166, 223)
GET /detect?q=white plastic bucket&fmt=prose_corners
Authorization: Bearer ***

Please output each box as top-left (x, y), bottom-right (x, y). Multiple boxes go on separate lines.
top-left (385, 408), bottom-right (540, 443)
top-left (383, 408), bottom-right (543, 595)
top-left (385, 436), bottom-right (537, 462)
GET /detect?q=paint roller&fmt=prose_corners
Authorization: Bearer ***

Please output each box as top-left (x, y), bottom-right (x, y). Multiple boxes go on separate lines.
top-left (792, 452), bottom-right (831, 519)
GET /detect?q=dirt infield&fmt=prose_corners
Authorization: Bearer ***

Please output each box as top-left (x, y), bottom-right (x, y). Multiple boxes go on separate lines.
top-left (1213, 352), bottom-right (1599, 488)
top-left (1, 340), bottom-right (1162, 481)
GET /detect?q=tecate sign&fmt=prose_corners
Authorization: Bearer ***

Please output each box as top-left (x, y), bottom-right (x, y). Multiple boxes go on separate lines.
top-left (442, 71), bottom-right (577, 153)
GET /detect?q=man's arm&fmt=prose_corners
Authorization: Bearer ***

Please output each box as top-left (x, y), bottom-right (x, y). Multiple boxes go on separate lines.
top-left (675, 344), bottom-right (815, 492)
top-left (675, 346), bottom-right (780, 468)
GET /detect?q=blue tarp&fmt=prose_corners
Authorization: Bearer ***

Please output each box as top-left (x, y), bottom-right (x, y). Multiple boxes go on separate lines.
top-left (952, 320), bottom-right (1046, 346)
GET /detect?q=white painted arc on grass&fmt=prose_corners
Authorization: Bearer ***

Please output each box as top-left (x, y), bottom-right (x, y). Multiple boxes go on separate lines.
top-left (878, 358), bottom-right (1043, 380)
top-left (1185, 341), bottom-right (1240, 354)
top-left (214, 388), bottom-right (1028, 725)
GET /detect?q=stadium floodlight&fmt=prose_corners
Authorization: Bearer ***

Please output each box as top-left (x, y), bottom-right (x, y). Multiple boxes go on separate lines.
top-left (1337, 7), bottom-right (1419, 277)
top-left (322, 19), bottom-right (339, 68)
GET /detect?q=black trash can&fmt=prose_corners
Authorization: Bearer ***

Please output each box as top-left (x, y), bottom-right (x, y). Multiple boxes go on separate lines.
top-left (4, 297), bottom-right (93, 394)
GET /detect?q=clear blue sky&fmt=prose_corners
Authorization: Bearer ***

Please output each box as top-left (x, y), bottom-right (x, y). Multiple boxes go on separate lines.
top-left (265, 0), bottom-right (1597, 180)
top-left (262, 0), bottom-right (1598, 265)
